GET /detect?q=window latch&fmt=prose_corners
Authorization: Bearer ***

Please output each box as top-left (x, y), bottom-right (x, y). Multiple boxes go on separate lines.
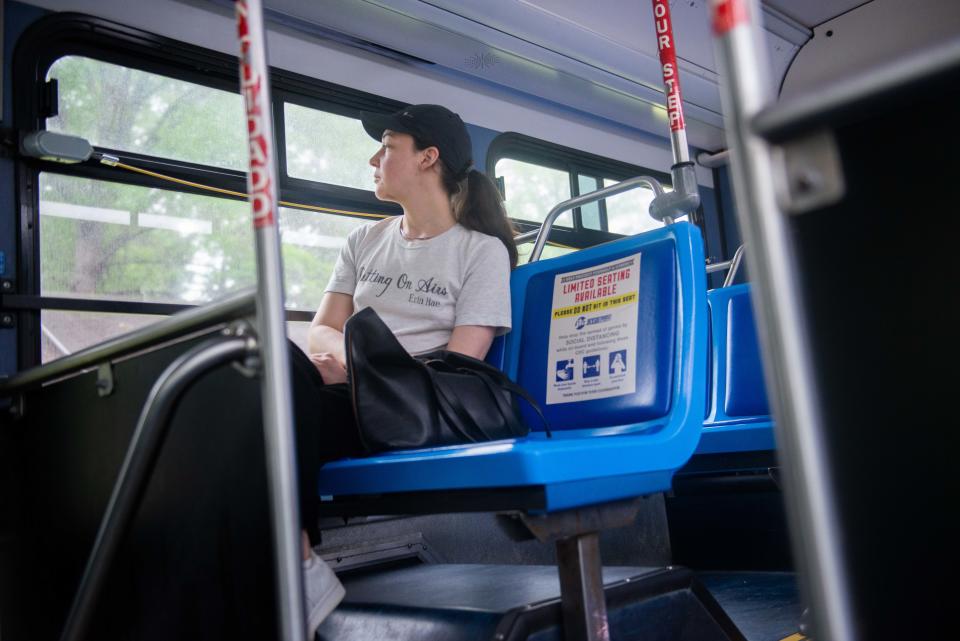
top-left (96, 362), bottom-right (115, 397)
top-left (42, 78), bottom-right (60, 119)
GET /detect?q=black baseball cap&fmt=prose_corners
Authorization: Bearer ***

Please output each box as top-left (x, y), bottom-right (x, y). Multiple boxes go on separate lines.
top-left (361, 104), bottom-right (473, 176)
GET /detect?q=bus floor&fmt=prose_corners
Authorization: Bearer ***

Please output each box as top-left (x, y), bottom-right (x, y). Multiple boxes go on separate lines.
top-left (313, 562), bottom-right (803, 641)
top-left (698, 572), bottom-right (805, 641)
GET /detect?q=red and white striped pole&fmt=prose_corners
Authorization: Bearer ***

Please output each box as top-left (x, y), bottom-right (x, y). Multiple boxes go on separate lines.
top-left (236, 2), bottom-right (307, 640)
top-left (652, 0), bottom-right (690, 165)
top-left (708, 3), bottom-right (854, 641)
top-left (647, 0), bottom-right (700, 224)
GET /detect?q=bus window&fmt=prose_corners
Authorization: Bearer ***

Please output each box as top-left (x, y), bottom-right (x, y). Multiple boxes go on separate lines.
top-left (283, 102), bottom-right (381, 189)
top-left (32, 49), bottom-right (392, 362)
top-left (277, 205), bottom-right (366, 310)
top-left (38, 173), bottom-right (365, 360)
top-left (515, 242), bottom-right (574, 264)
top-left (46, 56), bottom-right (247, 170)
top-left (40, 310), bottom-right (163, 363)
top-left (577, 175), bottom-right (603, 230)
top-left (494, 158), bottom-right (573, 227)
top-left (602, 178), bottom-right (671, 235)
top-left (40, 173), bottom-right (251, 306)
top-left (488, 133), bottom-right (679, 251)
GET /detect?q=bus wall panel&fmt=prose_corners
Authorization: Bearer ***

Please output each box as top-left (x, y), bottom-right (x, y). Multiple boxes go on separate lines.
top-left (3, 334), bottom-right (279, 641)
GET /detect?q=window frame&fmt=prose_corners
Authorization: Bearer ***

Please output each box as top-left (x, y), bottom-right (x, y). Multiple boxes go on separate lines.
top-left (487, 132), bottom-right (706, 245)
top-left (11, 12), bottom-right (408, 368)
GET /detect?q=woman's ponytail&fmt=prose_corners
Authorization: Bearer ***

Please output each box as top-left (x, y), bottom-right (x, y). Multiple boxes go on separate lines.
top-left (452, 170), bottom-right (518, 268)
top-left (412, 135), bottom-right (518, 268)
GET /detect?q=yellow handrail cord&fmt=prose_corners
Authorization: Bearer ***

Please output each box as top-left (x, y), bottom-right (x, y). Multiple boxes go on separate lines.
top-left (102, 157), bottom-right (576, 249)
top-left (109, 160), bottom-right (388, 219)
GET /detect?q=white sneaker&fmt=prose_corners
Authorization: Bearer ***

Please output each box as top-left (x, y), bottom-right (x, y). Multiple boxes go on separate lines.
top-left (303, 550), bottom-right (345, 638)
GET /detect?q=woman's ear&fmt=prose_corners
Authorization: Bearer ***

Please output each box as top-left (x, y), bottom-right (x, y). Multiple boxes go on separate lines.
top-left (419, 146), bottom-right (440, 170)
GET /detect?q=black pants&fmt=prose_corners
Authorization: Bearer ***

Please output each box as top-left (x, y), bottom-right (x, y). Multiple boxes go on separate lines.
top-left (289, 344), bottom-right (365, 544)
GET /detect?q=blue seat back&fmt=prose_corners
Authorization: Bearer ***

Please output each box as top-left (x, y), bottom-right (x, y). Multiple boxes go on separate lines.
top-left (699, 283), bottom-right (775, 454)
top-left (501, 222), bottom-right (704, 438)
top-left (724, 288), bottom-right (769, 417)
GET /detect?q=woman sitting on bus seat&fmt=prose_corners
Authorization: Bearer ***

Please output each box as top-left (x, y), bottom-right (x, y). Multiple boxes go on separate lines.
top-left (290, 104), bottom-right (516, 635)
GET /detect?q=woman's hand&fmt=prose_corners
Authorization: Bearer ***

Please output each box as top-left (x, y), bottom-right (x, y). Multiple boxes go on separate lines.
top-left (309, 352), bottom-right (348, 385)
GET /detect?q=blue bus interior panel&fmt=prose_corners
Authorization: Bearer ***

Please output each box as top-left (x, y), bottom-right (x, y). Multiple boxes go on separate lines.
top-left (698, 284), bottom-right (774, 455)
top-left (318, 223), bottom-right (707, 513)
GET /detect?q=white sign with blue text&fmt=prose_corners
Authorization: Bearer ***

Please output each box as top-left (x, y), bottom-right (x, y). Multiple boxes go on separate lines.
top-left (546, 253), bottom-right (641, 405)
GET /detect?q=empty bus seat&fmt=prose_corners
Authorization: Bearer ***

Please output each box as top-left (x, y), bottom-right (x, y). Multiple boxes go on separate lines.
top-left (669, 285), bottom-right (785, 575)
top-left (316, 222), bottom-right (707, 514)
top-left (697, 284), bottom-right (774, 455)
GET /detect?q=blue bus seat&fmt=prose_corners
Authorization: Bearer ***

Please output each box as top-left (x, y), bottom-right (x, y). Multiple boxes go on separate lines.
top-left (697, 284), bottom-right (775, 455)
top-left (317, 222), bottom-right (708, 514)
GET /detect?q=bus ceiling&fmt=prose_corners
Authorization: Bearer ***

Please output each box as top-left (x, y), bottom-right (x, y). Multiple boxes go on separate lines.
top-left (193, 0), bottom-right (955, 151)
top-left (12, 0), bottom-right (959, 153)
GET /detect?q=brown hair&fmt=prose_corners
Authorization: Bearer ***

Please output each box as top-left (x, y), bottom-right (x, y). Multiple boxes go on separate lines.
top-left (413, 136), bottom-right (518, 268)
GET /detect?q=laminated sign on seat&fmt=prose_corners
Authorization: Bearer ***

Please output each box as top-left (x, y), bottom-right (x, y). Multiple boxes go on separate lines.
top-left (547, 253), bottom-right (641, 405)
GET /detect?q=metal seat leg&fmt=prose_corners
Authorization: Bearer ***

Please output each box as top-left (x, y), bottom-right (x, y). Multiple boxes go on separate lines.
top-left (516, 498), bottom-right (643, 641)
top-left (556, 532), bottom-right (610, 641)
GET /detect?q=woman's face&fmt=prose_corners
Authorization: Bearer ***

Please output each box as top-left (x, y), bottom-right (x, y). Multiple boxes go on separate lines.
top-left (369, 131), bottom-right (431, 203)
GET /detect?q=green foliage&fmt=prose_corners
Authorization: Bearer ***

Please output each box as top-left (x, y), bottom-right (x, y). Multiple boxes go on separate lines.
top-left (495, 158), bottom-right (573, 226)
top-left (49, 56), bottom-right (247, 169)
top-left (284, 103), bottom-right (381, 189)
top-left (40, 56), bottom-right (367, 311)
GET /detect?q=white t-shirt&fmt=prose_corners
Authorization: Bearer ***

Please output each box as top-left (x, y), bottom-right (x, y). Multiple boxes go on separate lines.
top-left (325, 216), bottom-right (512, 354)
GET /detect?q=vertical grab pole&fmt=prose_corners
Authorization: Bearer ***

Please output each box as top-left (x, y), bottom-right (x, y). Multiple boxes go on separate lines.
top-left (708, 3), bottom-right (854, 641)
top-left (648, 0), bottom-right (700, 224)
top-left (235, 3), bottom-right (307, 641)
top-left (652, 0), bottom-right (689, 165)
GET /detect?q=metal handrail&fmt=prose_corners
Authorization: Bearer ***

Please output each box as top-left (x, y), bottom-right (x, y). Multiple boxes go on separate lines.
top-left (705, 244), bottom-right (747, 287)
top-left (722, 244), bottom-right (746, 288)
top-left (697, 150), bottom-right (730, 168)
top-left (59, 334), bottom-right (256, 641)
top-left (0, 288), bottom-right (257, 395)
top-left (513, 228), bottom-right (539, 244)
top-left (529, 176), bottom-right (665, 262)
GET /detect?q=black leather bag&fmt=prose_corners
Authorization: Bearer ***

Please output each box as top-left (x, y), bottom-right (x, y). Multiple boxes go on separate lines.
top-left (344, 307), bottom-right (548, 454)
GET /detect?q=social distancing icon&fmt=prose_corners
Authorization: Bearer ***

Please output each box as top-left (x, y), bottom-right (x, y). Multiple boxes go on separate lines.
top-left (582, 355), bottom-right (601, 378)
top-left (609, 350), bottom-right (627, 375)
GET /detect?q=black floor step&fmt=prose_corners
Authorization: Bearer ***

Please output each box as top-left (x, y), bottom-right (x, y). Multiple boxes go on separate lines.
top-left (698, 572), bottom-right (804, 641)
top-left (317, 563), bottom-right (747, 641)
